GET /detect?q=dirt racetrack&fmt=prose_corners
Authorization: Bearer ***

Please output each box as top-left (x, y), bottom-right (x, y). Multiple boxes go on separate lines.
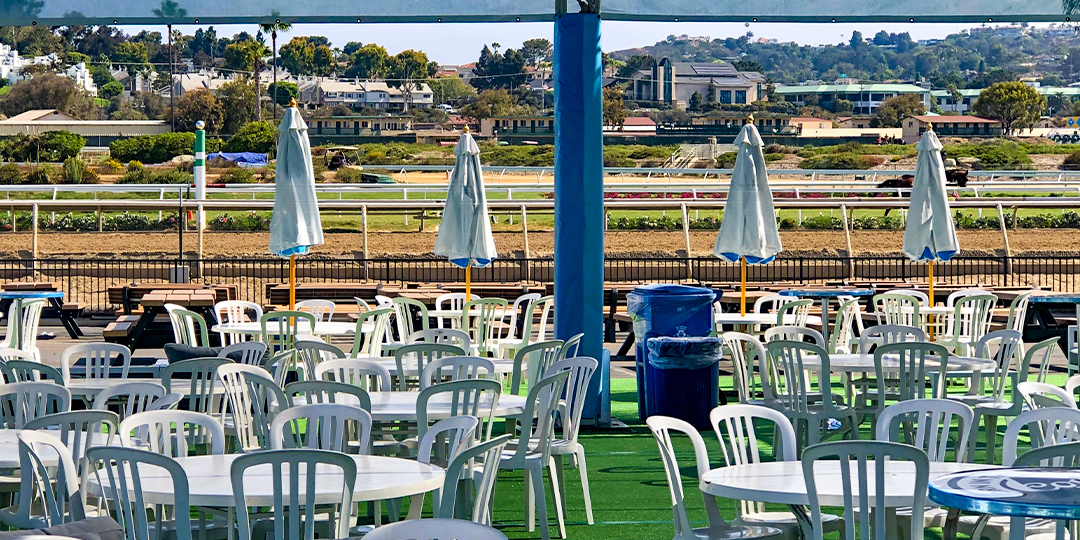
top-left (0, 228), bottom-right (1071, 259)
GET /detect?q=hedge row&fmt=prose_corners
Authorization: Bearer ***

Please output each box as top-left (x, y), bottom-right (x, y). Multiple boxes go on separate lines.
top-left (605, 211), bottom-right (1080, 231)
top-left (0, 159), bottom-right (100, 185)
top-left (109, 133), bottom-right (225, 164)
top-left (2, 212), bottom-right (180, 232)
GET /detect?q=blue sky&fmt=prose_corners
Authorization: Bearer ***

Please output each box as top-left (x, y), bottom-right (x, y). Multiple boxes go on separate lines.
top-left (128, 21), bottom-right (1007, 64)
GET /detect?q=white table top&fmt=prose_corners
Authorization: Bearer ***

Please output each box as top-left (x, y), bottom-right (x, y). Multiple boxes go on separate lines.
top-left (296, 391), bottom-right (528, 422)
top-left (802, 353), bottom-right (997, 373)
top-left (714, 313), bottom-right (823, 326)
top-left (0, 430), bottom-right (117, 469)
top-left (427, 308), bottom-right (513, 319)
top-left (701, 461), bottom-right (997, 507)
top-left (211, 321), bottom-right (368, 337)
top-left (87, 454), bottom-right (443, 507)
top-left (368, 357), bottom-right (517, 376)
top-left (65, 377), bottom-right (165, 397)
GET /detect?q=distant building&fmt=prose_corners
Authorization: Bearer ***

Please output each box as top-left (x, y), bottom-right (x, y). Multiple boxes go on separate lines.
top-left (773, 83), bottom-right (931, 115)
top-left (0, 45), bottom-right (95, 93)
top-left (616, 116), bottom-right (656, 133)
top-left (630, 59), bottom-right (766, 110)
top-left (653, 112), bottom-right (796, 135)
top-left (172, 72), bottom-right (233, 96)
top-left (298, 79), bottom-right (433, 110)
top-left (932, 86), bottom-right (1080, 115)
top-left (0, 109), bottom-right (168, 139)
top-left (837, 116), bottom-right (875, 129)
top-left (901, 115), bottom-right (1003, 143)
top-left (479, 115), bottom-right (554, 138)
top-left (788, 117), bottom-right (833, 131)
top-left (437, 63), bottom-right (476, 81)
top-left (308, 115), bottom-right (412, 136)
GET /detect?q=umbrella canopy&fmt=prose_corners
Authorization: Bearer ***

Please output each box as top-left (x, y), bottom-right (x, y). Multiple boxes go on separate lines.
top-left (269, 107), bottom-right (324, 257)
top-left (903, 130), bottom-right (959, 262)
top-left (713, 123), bottom-right (782, 264)
top-left (434, 131), bottom-right (497, 268)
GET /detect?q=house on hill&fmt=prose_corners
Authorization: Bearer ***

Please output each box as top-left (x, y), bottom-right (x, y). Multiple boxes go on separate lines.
top-left (901, 115), bottom-right (1003, 143)
top-left (630, 59), bottom-right (766, 111)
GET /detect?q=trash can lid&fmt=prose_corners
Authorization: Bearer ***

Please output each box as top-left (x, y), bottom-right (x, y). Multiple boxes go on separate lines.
top-left (628, 284), bottom-right (717, 299)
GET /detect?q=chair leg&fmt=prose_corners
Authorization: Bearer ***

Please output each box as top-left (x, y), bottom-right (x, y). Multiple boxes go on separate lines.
top-left (548, 458), bottom-right (567, 539)
top-left (530, 466), bottom-right (551, 540)
top-left (406, 494), bottom-right (424, 520)
top-left (576, 447), bottom-right (595, 525)
top-left (525, 467), bottom-right (535, 532)
top-left (985, 415), bottom-right (1000, 464)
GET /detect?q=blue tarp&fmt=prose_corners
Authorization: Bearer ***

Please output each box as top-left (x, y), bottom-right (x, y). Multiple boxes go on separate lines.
top-left (207, 152), bottom-right (267, 167)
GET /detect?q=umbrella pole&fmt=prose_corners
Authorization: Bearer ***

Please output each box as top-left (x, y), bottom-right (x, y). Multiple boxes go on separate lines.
top-left (740, 258), bottom-right (747, 316)
top-left (289, 254), bottom-right (296, 310)
top-left (927, 260), bottom-right (935, 340)
top-left (465, 261), bottom-right (472, 299)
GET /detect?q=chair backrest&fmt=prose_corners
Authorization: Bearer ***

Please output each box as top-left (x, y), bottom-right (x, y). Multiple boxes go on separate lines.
top-left (709, 403), bottom-right (797, 518)
top-left (502, 371), bottom-right (570, 467)
top-left (874, 341), bottom-right (952, 401)
top-left (1005, 291), bottom-right (1033, 334)
top-left (1018, 381), bottom-right (1078, 410)
top-left (753, 293), bottom-right (796, 314)
top-left (219, 341), bottom-right (268, 366)
top-left (439, 434), bottom-right (513, 524)
top-left (0, 346), bottom-right (36, 364)
top-left (147, 393), bottom-right (183, 412)
top-left (351, 307), bottom-right (394, 357)
top-left (3, 299), bottom-right (45, 354)
top-left (260, 310), bottom-right (317, 352)
top-left (421, 356), bottom-right (495, 389)
top-left (722, 332), bottom-right (768, 403)
top-left (545, 357), bottom-right (598, 445)
top-left (361, 519), bottom-right (508, 540)
top-left (214, 300), bottom-right (263, 345)
top-left (417, 415), bottom-right (479, 469)
top-left (6, 359), bottom-right (63, 383)
top-left (830, 297), bottom-right (863, 354)
top-left (509, 340), bottom-right (564, 396)
top-left (1024, 337), bottom-right (1059, 383)
top-left (231, 449), bottom-right (355, 540)
top-left (271, 403), bottom-right (372, 453)
top-left (462, 298), bottom-right (510, 355)
top-left (262, 349), bottom-right (299, 387)
top-left (534, 295), bottom-right (555, 342)
top-left (803, 440), bottom-right (928, 540)
top-left (295, 340), bottom-right (345, 380)
top-left (23, 410), bottom-right (119, 476)
top-left (0, 381), bottom-right (71, 428)
top-left (13, 431), bottom-right (85, 528)
top-left (408, 328), bottom-right (472, 351)
top-left (284, 380), bottom-right (371, 410)
top-left (858, 324), bottom-right (925, 354)
top-left (946, 288), bottom-right (990, 307)
top-left (1002, 407), bottom-right (1080, 466)
top-left (217, 363), bottom-right (291, 452)
top-left (776, 299), bottom-right (814, 327)
top-left (875, 399), bottom-right (975, 463)
top-left (764, 325), bottom-right (824, 347)
top-left (92, 381), bottom-right (167, 421)
top-left (392, 296), bottom-right (431, 342)
top-left (974, 329), bottom-right (1023, 400)
top-left (886, 289), bottom-right (929, 306)
top-left (558, 333), bottom-right (584, 361)
top-left (435, 293), bottom-right (480, 329)
top-left (119, 410), bottom-right (226, 457)
top-left (315, 358), bottom-right (393, 391)
top-left (1013, 440), bottom-right (1080, 467)
top-left (946, 293), bottom-right (998, 344)
top-left (647, 415), bottom-right (730, 538)
top-left (295, 299), bottom-right (336, 323)
top-left (1068, 375), bottom-right (1080, 402)
top-left (87, 446), bottom-right (192, 540)
top-left (764, 340), bottom-right (840, 417)
top-left (504, 293), bottom-right (541, 342)
top-left (60, 342), bottom-right (132, 382)
top-left (162, 357), bottom-right (232, 415)
top-left (874, 292), bottom-right (922, 327)
top-left (395, 343), bottom-right (466, 391)
top-left (417, 379), bottom-right (503, 444)
top-left (165, 304), bottom-right (210, 348)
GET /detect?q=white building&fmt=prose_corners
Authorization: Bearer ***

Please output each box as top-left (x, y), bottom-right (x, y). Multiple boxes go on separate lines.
top-left (298, 79), bottom-right (434, 110)
top-left (0, 45), bottom-right (95, 94)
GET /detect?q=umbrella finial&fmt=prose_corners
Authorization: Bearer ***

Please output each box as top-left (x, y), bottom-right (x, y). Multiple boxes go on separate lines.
top-left (463, 125), bottom-right (470, 134)
top-left (288, 97), bottom-right (297, 108)
top-left (927, 121), bottom-right (933, 131)
top-left (747, 113), bottom-right (755, 124)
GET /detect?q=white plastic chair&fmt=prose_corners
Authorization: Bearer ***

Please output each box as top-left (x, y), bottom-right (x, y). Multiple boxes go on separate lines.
top-left (751, 294), bottom-right (798, 335)
top-left (874, 292), bottom-right (922, 328)
top-left (87, 446), bottom-right (193, 540)
top-left (351, 307), bottom-right (394, 358)
top-left (436, 434), bottom-right (512, 525)
top-left (1003, 407), bottom-right (1080, 466)
top-left (417, 379), bottom-right (503, 444)
top-left (545, 357), bottom-right (599, 526)
top-left (165, 304), bottom-right (210, 347)
top-left (220, 341), bottom-right (267, 366)
top-left (60, 342), bottom-right (132, 382)
top-left (1068, 375), bottom-right (1080, 402)
top-left (217, 363), bottom-right (291, 452)
top-left (721, 332), bottom-right (771, 405)
top-left (830, 297), bottom-right (863, 354)
top-left (534, 296), bottom-right (555, 342)
top-left (492, 293), bottom-right (541, 358)
top-left (119, 410), bottom-right (226, 456)
top-left (214, 300), bottom-right (263, 345)
top-left (935, 293), bottom-right (997, 356)
top-left (952, 329), bottom-right (1024, 463)
top-left (764, 340), bottom-right (856, 450)
top-left (946, 288), bottom-right (991, 307)
top-left (647, 415), bottom-right (782, 540)
top-left (435, 293), bottom-right (480, 329)
top-left (407, 416), bottom-right (480, 519)
top-left (315, 358), bottom-right (392, 391)
top-left (295, 299), bottom-right (336, 323)
top-left (362, 519), bottom-right (508, 540)
top-left (0, 299), bottom-right (45, 361)
top-left (394, 343), bottom-right (466, 391)
top-left (1018, 381), bottom-right (1078, 409)
top-left (295, 340), bottom-right (346, 380)
top-left (92, 381), bottom-right (168, 421)
top-left (887, 289), bottom-right (929, 306)
top-left (0, 431), bottom-right (85, 529)
top-left (764, 326), bottom-right (824, 347)
top-left (421, 356), bottom-right (495, 389)
top-left (271, 403), bottom-right (372, 453)
top-left (509, 340), bottom-right (564, 397)
top-left (858, 324), bottom-right (924, 353)
top-left (0, 382), bottom-right (71, 428)
top-left (463, 298), bottom-right (509, 357)
top-left (802, 440), bottom-right (929, 540)
top-left (22, 409), bottom-right (119, 478)
top-left (408, 328), bottom-right (472, 351)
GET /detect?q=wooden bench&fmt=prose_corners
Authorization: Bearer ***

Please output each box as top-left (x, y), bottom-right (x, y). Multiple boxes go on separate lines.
top-left (107, 284), bottom-right (238, 315)
top-left (103, 315), bottom-right (141, 340)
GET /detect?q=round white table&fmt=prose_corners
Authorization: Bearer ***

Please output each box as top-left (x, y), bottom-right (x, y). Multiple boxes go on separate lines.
top-left (802, 353), bottom-right (997, 373)
top-left (295, 391), bottom-right (528, 422)
top-left (64, 377), bottom-right (164, 398)
top-left (211, 321), bottom-right (370, 339)
top-left (367, 357), bottom-right (517, 377)
top-left (86, 454), bottom-right (443, 507)
top-left (714, 313), bottom-right (823, 327)
top-left (0, 429), bottom-right (118, 468)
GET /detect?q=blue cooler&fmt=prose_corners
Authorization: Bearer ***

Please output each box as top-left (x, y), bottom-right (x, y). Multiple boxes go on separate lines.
top-left (626, 284), bottom-right (719, 428)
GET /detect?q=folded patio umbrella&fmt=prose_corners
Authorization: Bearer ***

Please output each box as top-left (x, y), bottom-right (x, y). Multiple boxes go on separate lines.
top-left (714, 121), bottom-right (782, 315)
top-left (903, 128), bottom-right (959, 305)
top-left (434, 128), bottom-right (497, 297)
top-left (269, 100), bottom-right (324, 309)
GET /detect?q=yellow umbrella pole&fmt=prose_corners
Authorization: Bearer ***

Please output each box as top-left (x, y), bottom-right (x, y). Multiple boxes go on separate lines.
top-left (465, 261), bottom-right (472, 299)
top-left (289, 254), bottom-right (297, 310)
top-left (927, 260), bottom-right (934, 306)
top-left (740, 258), bottom-right (748, 316)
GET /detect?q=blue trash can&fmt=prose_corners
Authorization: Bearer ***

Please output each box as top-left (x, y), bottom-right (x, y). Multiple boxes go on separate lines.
top-left (626, 284), bottom-right (718, 428)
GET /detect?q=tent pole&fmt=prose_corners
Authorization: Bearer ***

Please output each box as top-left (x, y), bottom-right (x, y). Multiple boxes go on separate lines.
top-left (289, 254), bottom-right (297, 310)
top-left (465, 261), bottom-right (472, 300)
top-left (740, 258), bottom-right (747, 316)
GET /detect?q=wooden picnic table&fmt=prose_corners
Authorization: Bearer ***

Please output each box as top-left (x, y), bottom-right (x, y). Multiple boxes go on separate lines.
top-left (106, 288), bottom-right (222, 351)
top-left (0, 282), bottom-right (83, 339)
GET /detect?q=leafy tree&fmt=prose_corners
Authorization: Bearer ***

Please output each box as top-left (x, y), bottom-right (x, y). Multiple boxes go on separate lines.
top-left (223, 40), bottom-right (267, 73)
top-left (99, 81), bottom-right (124, 99)
top-left (471, 44), bottom-right (527, 91)
top-left (688, 91), bottom-right (704, 113)
top-left (168, 89), bottom-right (224, 133)
top-left (615, 54), bottom-right (655, 79)
top-left (833, 99), bottom-right (854, 115)
top-left (153, 0), bottom-right (188, 18)
top-left (973, 81), bottom-right (1046, 135)
top-left (872, 94), bottom-right (926, 128)
top-left (217, 80), bottom-right (258, 134)
top-left (279, 36), bottom-right (315, 76)
top-left (260, 16), bottom-right (291, 121)
top-left (0, 0), bottom-right (43, 18)
top-left (266, 82), bottom-right (299, 106)
top-left (966, 68), bottom-right (1016, 89)
top-left (132, 91), bottom-right (167, 119)
top-left (460, 89), bottom-right (520, 121)
top-left (429, 77), bottom-right (476, 105)
top-left (0, 74), bottom-right (100, 120)
top-left (313, 45), bottom-right (335, 77)
top-left (342, 42), bottom-right (363, 56)
top-left (345, 44), bottom-right (391, 79)
top-left (520, 38), bottom-right (553, 66)
top-left (389, 50), bottom-right (438, 111)
top-left (64, 52), bottom-right (91, 67)
top-left (75, 26), bottom-right (125, 58)
top-left (603, 87), bottom-right (628, 129)
top-left (89, 64), bottom-right (116, 88)
top-left (109, 101), bottom-right (149, 120)
top-left (224, 121), bottom-right (276, 153)
top-left (872, 30), bottom-right (891, 46)
top-left (849, 31), bottom-right (864, 50)
top-left (731, 60), bottom-right (764, 73)
top-left (111, 42), bottom-right (150, 73)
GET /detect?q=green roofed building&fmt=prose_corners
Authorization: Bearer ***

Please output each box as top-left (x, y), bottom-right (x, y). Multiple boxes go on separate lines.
top-left (773, 83), bottom-right (932, 115)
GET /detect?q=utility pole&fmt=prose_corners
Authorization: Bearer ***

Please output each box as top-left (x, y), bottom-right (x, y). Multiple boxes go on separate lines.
top-left (168, 24), bottom-right (174, 132)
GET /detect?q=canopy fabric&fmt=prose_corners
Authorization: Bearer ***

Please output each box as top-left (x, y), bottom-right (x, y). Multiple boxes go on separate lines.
top-left (269, 107), bottom-right (323, 258)
top-left (903, 130), bottom-right (960, 262)
top-left (713, 123), bottom-right (782, 264)
top-left (434, 131), bottom-right (497, 268)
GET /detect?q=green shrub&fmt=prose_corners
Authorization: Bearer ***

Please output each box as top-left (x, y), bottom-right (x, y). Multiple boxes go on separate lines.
top-left (150, 169), bottom-right (192, 184)
top-left (109, 132), bottom-right (225, 164)
top-left (118, 161), bottom-right (151, 184)
top-left (716, 151), bottom-right (738, 168)
top-left (798, 153), bottom-right (884, 170)
top-left (224, 121), bottom-right (276, 154)
top-left (801, 215), bottom-right (844, 229)
top-left (764, 153), bottom-right (785, 163)
top-left (1064, 151), bottom-right (1080, 170)
top-left (208, 212), bottom-right (271, 231)
top-left (60, 157), bottom-right (98, 184)
top-left (334, 167), bottom-right (365, 183)
top-left (0, 164), bottom-right (23, 185)
top-left (24, 166), bottom-right (54, 185)
top-left (98, 159), bottom-right (123, 174)
top-left (0, 131), bottom-right (85, 162)
top-left (943, 140), bottom-right (1032, 169)
top-left (217, 167), bottom-right (257, 184)
top-left (603, 155), bottom-right (635, 167)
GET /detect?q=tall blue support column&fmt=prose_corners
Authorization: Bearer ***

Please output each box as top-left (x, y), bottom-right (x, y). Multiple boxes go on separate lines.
top-left (554, 13), bottom-right (607, 421)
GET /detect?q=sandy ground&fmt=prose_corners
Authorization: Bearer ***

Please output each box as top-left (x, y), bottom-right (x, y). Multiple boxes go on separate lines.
top-left (0, 228), bottom-right (1071, 259)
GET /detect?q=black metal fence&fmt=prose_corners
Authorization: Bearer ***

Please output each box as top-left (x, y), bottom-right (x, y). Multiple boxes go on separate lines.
top-left (0, 254), bottom-right (1077, 312)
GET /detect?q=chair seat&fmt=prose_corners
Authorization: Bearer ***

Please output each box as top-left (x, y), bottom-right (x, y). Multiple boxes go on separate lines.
top-left (741, 510), bottom-right (844, 527)
top-left (686, 524), bottom-right (784, 540)
top-left (956, 514), bottom-right (1058, 540)
top-left (549, 440), bottom-right (583, 455)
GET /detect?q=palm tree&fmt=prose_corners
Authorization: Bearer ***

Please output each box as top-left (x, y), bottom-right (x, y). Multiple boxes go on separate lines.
top-left (260, 15), bottom-right (292, 120)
